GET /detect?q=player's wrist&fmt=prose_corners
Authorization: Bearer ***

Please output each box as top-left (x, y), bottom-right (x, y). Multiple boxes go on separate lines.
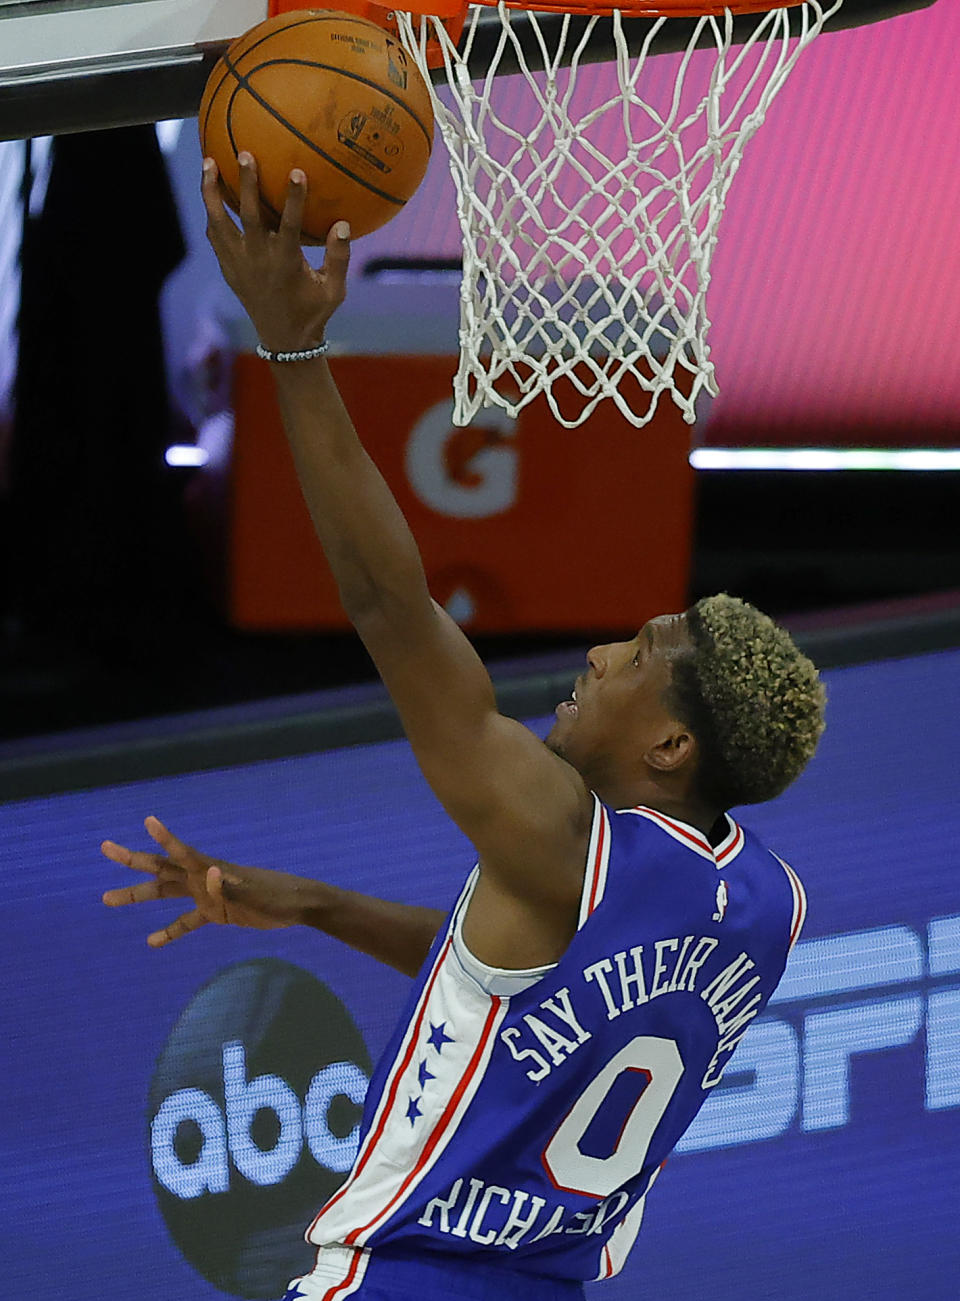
top-left (256, 338), bottom-right (330, 364)
top-left (292, 878), bottom-right (337, 931)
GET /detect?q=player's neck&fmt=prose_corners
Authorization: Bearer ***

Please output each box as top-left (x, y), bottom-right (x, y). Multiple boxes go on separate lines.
top-left (646, 798), bottom-right (723, 840)
top-left (597, 776), bottom-right (722, 839)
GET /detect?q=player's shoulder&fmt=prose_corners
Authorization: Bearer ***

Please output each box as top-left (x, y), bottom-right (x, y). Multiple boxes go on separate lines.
top-left (716, 821), bottom-right (808, 953)
top-left (711, 818), bottom-right (807, 933)
top-left (583, 801), bottom-right (731, 923)
top-left (603, 800), bottom-right (796, 877)
top-left (766, 848), bottom-right (808, 952)
top-left (604, 802), bottom-right (804, 929)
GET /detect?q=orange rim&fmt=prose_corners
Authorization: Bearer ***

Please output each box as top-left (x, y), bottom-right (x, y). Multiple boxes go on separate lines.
top-left (468, 0), bottom-right (802, 15)
top-left (267, 2), bottom-right (469, 66)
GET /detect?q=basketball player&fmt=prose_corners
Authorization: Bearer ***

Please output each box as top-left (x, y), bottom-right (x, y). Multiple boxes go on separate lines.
top-left (102, 154), bottom-right (825, 1300)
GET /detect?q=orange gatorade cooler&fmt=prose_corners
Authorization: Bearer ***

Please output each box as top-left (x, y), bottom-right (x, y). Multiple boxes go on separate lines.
top-left (226, 351), bottom-right (694, 634)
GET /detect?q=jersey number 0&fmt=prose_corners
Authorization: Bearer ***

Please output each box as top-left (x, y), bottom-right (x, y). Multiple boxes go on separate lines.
top-left (542, 1036), bottom-right (685, 1199)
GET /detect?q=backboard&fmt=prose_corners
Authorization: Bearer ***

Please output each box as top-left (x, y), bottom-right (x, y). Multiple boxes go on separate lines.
top-left (0, 0), bottom-right (936, 142)
top-left (0, 0), bottom-right (268, 140)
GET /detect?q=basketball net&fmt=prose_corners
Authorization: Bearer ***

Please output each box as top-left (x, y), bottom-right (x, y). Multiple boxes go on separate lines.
top-left (395, 1), bottom-right (843, 428)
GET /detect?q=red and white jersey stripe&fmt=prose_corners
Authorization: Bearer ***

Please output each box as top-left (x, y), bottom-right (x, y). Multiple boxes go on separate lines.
top-left (307, 876), bottom-right (509, 1250)
top-left (619, 806), bottom-right (745, 869)
top-left (287, 1244), bottom-right (371, 1299)
top-left (773, 853), bottom-right (807, 950)
top-left (577, 796), bottom-right (612, 928)
top-left (307, 797), bottom-right (612, 1254)
top-left (594, 1166), bottom-right (662, 1281)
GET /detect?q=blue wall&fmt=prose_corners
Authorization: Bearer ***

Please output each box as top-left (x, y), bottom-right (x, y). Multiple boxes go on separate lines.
top-left (2, 649), bottom-right (958, 1299)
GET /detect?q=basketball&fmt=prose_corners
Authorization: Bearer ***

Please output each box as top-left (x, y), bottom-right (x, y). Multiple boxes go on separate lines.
top-left (198, 9), bottom-right (434, 243)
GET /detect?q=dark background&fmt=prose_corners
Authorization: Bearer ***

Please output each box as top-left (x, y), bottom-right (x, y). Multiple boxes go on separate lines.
top-left (0, 125), bottom-right (957, 745)
top-left (2, 451), bottom-right (957, 742)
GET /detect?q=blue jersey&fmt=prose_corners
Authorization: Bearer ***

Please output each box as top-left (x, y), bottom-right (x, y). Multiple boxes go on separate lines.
top-left (305, 796), bottom-right (806, 1285)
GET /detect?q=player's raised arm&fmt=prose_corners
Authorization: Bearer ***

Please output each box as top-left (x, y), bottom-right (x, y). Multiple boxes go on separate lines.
top-left (201, 155), bottom-right (594, 918)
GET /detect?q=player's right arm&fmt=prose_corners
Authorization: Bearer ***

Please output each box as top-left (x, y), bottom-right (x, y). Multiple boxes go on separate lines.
top-left (201, 156), bottom-right (594, 954)
top-left (101, 817), bottom-right (446, 977)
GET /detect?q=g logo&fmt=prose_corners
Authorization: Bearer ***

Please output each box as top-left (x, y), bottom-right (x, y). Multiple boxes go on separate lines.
top-left (148, 960), bottom-right (371, 1299)
top-left (405, 401), bottom-right (518, 519)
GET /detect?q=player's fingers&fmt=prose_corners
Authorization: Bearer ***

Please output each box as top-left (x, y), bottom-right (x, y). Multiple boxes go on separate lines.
top-left (201, 158), bottom-right (240, 250)
top-left (100, 840), bottom-right (169, 876)
top-left (100, 838), bottom-right (136, 867)
top-left (147, 908), bottom-right (208, 949)
top-left (103, 880), bottom-right (163, 907)
top-left (144, 817), bottom-right (204, 871)
top-left (237, 151), bottom-right (268, 242)
top-left (322, 221), bottom-right (351, 305)
top-left (277, 168), bottom-right (308, 248)
top-left (102, 875), bottom-right (190, 907)
top-left (205, 865), bottom-right (230, 924)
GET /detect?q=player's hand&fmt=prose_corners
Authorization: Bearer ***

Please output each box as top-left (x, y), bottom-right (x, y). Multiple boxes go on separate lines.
top-left (101, 816), bottom-right (310, 948)
top-left (201, 151), bottom-right (350, 355)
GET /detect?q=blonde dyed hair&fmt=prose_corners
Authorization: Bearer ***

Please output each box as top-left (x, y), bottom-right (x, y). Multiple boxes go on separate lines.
top-left (669, 594), bottom-right (826, 808)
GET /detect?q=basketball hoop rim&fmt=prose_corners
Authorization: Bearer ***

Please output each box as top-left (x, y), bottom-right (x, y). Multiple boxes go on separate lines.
top-left (407, 0), bottom-right (808, 18)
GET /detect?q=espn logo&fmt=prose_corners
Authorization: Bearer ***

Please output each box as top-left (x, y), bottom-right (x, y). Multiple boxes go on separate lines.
top-left (676, 914), bottom-right (960, 1153)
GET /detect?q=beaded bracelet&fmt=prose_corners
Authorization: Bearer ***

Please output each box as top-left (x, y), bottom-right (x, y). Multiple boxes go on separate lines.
top-left (256, 339), bottom-right (331, 363)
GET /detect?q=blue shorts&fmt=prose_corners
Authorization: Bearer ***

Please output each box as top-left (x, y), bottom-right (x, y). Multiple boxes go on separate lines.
top-left (284, 1244), bottom-right (587, 1301)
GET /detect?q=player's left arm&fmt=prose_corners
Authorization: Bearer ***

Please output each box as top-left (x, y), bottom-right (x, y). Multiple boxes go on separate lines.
top-left (101, 817), bottom-right (447, 976)
top-left (202, 156), bottom-right (593, 920)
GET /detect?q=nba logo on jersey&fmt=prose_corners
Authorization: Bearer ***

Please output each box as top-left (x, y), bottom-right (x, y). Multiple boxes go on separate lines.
top-left (713, 879), bottom-right (729, 923)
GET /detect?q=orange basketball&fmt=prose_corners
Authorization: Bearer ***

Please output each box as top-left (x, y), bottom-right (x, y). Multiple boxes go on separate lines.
top-left (198, 9), bottom-right (434, 243)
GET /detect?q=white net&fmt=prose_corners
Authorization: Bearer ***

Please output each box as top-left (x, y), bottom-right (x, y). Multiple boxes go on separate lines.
top-left (397, 1), bottom-right (843, 428)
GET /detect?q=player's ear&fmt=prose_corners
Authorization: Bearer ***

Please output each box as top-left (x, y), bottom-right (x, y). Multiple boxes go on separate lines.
top-left (644, 726), bottom-right (696, 774)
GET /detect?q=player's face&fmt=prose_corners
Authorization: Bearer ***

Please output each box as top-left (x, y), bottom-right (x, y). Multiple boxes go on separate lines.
top-left (545, 613), bottom-right (692, 781)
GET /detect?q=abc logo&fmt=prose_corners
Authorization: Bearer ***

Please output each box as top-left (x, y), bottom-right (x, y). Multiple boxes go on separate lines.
top-left (148, 959), bottom-right (371, 1299)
